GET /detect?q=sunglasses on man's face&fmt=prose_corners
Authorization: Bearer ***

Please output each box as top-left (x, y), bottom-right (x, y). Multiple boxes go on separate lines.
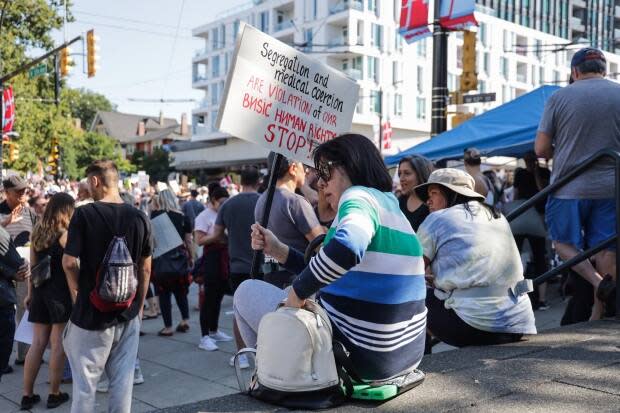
top-left (316, 161), bottom-right (341, 183)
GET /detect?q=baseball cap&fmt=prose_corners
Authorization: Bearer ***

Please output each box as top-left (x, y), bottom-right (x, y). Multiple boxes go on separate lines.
top-left (2, 175), bottom-right (28, 191)
top-left (570, 47), bottom-right (606, 68)
top-left (414, 168), bottom-right (485, 202)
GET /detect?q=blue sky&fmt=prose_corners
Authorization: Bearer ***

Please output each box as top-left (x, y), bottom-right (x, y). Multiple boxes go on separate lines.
top-left (54, 0), bottom-right (246, 123)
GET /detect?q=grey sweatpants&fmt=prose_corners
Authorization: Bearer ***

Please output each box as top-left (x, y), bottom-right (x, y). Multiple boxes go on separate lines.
top-left (233, 279), bottom-right (286, 347)
top-left (63, 317), bottom-right (140, 413)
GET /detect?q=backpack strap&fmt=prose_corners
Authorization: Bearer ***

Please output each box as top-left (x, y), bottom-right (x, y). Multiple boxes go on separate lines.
top-left (92, 202), bottom-right (125, 237)
top-left (333, 340), bottom-right (365, 397)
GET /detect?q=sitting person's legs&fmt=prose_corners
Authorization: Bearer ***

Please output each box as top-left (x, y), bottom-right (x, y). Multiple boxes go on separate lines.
top-left (426, 292), bottom-right (522, 349)
top-left (233, 280), bottom-right (287, 348)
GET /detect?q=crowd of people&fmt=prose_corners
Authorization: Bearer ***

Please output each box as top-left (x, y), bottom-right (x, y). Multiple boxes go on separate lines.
top-left (0, 46), bottom-right (616, 412)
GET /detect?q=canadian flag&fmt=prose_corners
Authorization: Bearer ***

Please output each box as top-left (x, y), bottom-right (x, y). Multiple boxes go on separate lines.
top-left (2, 86), bottom-right (15, 134)
top-left (382, 121), bottom-right (393, 150)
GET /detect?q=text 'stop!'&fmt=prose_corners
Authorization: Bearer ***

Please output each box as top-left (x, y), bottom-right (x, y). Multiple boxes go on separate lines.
top-left (216, 23), bottom-right (360, 166)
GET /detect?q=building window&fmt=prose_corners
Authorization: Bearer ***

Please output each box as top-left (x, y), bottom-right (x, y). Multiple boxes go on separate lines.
top-left (416, 66), bottom-right (424, 93)
top-left (233, 20), bottom-right (240, 40)
top-left (368, 0), bottom-right (378, 16)
top-left (212, 55), bottom-right (220, 78)
top-left (211, 110), bottom-right (218, 131)
top-left (478, 79), bottom-right (486, 93)
top-left (393, 61), bottom-right (403, 84)
top-left (417, 38), bottom-right (427, 57)
top-left (394, 94), bottom-right (403, 116)
top-left (211, 82), bottom-right (219, 105)
top-left (224, 53), bottom-right (230, 73)
top-left (539, 66), bottom-right (545, 84)
top-left (371, 24), bottom-right (383, 49)
top-left (500, 57), bottom-right (509, 78)
top-left (356, 20), bottom-right (364, 45)
top-left (367, 56), bottom-right (378, 82)
top-left (212, 28), bottom-right (219, 50)
top-left (394, 28), bottom-right (403, 50)
top-left (356, 89), bottom-right (364, 114)
top-left (304, 29), bottom-right (313, 49)
top-left (479, 22), bottom-right (488, 47)
top-left (260, 11), bottom-right (270, 33)
top-left (416, 97), bottom-right (426, 120)
top-left (370, 90), bottom-right (381, 113)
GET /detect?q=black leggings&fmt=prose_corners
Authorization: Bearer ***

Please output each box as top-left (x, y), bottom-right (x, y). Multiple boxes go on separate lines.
top-left (159, 285), bottom-right (189, 328)
top-left (426, 292), bottom-right (523, 352)
top-left (200, 279), bottom-right (227, 336)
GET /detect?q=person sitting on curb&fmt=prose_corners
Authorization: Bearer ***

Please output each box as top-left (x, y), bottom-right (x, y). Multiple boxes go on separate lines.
top-left (415, 168), bottom-right (537, 353)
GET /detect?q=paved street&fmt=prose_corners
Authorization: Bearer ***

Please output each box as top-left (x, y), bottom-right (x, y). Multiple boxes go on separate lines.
top-left (1, 279), bottom-right (569, 412)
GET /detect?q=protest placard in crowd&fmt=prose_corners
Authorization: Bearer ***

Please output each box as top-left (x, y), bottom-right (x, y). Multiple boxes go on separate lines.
top-left (216, 23), bottom-right (360, 166)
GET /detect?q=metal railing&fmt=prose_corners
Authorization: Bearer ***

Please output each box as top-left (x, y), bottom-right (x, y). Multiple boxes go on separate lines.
top-left (505, 149), bottom-right (620, 318)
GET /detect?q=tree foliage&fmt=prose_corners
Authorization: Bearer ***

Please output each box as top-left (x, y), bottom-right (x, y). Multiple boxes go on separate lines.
top-left (0, 1), bottom-right (127, 180)
top-left (131, 148), bottom-right (171, 183)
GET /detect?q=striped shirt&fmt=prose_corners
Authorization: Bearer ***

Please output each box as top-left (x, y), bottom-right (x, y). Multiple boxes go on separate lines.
top-left (292, 186), bottom-right (426, 380)
top-left (0, 202), bottom-right (36, 247)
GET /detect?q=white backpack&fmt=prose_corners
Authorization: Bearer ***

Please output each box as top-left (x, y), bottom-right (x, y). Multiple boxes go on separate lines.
top-left (236, 300), bottom-right (348, 409)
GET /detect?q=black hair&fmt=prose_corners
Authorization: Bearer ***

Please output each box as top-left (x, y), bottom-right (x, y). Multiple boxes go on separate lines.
top-left (575, 59), bottom-right (606, 76)
top-left (398, 155), bottom-right (434, 184)
top-left (513, 167), bottom-right (537, 200)
top-left (437, 185), bottom-right (501, 220)
top-left (268, 152), bottom-right (293, 180)
top-left (240, 167), bottom-right (260, 187)
top-left (190, 189), bottom-right (199, 198)
top-left (207, 181), bottom-right (221, 195)
top-left (313, 134), bottom-right (392, 192)
top-left (210, 187), bottom-right (229, 201)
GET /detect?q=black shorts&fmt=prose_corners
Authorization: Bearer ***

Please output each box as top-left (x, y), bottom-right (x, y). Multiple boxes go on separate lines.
top-left (426, 292), bottom-right (523, 348)
top-left (28, 286), bottom-right (72, 324)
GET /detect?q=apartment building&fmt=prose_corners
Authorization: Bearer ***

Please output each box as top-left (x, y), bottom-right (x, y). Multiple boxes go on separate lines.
top-left (173, 0), bottom-right (620, 172)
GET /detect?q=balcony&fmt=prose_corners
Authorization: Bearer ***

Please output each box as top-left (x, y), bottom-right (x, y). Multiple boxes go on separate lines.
top-left (342, 68), bottom-right (362, 80)
top-left (329, 0), bottom-right (363, 15)
top-left (570, 16), bottom-right (585, 33)
top-left (192, 75), bottom-right (209, 88)
top-left (274, 20), bottom-right (293, 32)
top-left (193, 47), bottom-right (211, 63)
top-left (572, 0), bottom-right (586, 10)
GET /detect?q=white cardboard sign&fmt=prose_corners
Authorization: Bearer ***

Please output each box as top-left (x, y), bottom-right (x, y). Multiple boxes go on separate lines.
top-left (216, 23), bottom-right (360, 166)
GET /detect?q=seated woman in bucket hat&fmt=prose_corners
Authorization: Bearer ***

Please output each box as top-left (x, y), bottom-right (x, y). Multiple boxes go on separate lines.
top-left (415, 168), bottom-right (536, 352)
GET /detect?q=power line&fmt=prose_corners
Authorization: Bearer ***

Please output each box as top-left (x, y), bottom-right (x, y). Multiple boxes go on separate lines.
top-left (162, 0), bottom-right (187, 99)
top-left (73, 19), bottom-right (194, 39)
top-left (73, 9), bottom-right (192, 31)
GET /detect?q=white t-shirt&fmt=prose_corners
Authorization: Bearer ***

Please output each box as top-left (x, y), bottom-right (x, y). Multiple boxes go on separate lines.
top-left (417, 201), bottom-right (536, 335)
top-left (194, 207), bottom-right (218, 236)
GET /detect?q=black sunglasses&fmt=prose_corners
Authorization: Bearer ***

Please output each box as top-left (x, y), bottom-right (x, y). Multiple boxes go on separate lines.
top-left (316, 161), bottom-right (342, 183)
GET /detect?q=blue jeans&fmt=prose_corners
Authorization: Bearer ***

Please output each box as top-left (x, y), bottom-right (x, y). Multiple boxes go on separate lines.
top-left (0, 306), bottom-right (16, 381)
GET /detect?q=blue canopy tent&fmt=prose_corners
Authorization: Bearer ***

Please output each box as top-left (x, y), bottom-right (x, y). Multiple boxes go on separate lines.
top-left (385, 85), bottom-right (560, 165)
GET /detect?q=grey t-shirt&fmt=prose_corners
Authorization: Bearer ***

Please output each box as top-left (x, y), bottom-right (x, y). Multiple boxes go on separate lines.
top-left (538, 78), bottom-right (620, 199)
top-left (216, 192), bottom-right (260, 274)
top-left (255, 188), bottom-right (320, 252)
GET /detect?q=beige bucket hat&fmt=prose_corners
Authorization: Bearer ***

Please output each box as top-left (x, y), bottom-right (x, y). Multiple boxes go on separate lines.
top-left (414, 168), bottom-right (485, 202)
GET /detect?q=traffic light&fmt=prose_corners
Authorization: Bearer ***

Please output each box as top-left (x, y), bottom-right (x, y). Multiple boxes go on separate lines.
top-left (86, 30), bottom-right (99, 78)
top-left (451, 112), bottom-right (474, 128)
top-left (48, 138), bottom-right (60, 175)
top-left (8, 142), bottom-right (19, 162)
top-left (59, 46), bottom-right (72, 77)
top-left (460, 30), bottom-right (477, 93)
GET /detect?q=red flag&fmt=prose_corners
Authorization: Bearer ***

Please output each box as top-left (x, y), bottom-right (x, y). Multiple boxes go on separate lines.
top-left (399, 0), bottom-right (431, 44)
top-left (382, 121), bottom-right (393, 150)
top-left (439, 0), bottom-right (478, 30)
top-left (2, 86), bottom-right (15, 134)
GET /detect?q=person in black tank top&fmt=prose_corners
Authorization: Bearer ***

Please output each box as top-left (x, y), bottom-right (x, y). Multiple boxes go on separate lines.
top-left (21, 193), bottom-right (74, 410)
top-left (397, 155), bottom-right (434, 232)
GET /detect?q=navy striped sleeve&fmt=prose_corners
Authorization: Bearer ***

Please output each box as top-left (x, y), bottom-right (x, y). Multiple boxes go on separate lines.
top-left (292, 237), bottom-right (360, 299)
top-left (282, 247), bottom-right (305, 274)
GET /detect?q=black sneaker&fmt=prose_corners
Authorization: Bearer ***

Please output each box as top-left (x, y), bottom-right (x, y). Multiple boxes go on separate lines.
top-left (47, 392), bottom-right (70, 409)
top-left (1, 366), bottom-right (13, 374)
top-left (20, 394), bottom-right (41, 410)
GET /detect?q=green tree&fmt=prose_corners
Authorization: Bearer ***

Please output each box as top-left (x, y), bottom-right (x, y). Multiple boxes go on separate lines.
top-left (75, 131), bottom-right (134, 175)
top-left (61, 88), bottom-right (114, 130)
top-left (132, 148), bottom-right (171, 183)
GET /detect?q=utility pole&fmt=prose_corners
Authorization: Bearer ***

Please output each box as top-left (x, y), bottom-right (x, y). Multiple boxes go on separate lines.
top-left (431, 0), bottom-right (448, 136)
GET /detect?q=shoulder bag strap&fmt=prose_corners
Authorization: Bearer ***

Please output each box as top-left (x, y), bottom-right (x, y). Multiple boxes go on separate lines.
top-left (92, 203), bottom-right (124, 237)
top-left (333, 340), bottom-right (365, 397)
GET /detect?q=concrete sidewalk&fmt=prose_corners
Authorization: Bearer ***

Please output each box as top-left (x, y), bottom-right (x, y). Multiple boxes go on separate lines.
top-left (0, 280), bottom-right (573, 412)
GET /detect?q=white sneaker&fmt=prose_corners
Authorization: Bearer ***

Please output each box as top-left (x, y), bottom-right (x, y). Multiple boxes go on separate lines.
top-left (96, 379), bottom-right (109, 393)
top-left (209, 331), bottom-right (233, 342)
top-left (229, 354), bottom-right (250, 369)
top-left (134, 366), bottom-right (145, 385)
top-left (198, 336), bottom-right (219, 351)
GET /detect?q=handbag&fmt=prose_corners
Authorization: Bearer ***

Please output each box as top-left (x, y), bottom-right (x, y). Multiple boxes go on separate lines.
top-left (153, 246), bottom-right (189, 280)
top-left (31, 255), bottom-right (51, 288)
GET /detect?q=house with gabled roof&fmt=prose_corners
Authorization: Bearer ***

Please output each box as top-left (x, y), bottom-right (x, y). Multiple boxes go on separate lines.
top-left (90, 110), bottom-right (190, 159)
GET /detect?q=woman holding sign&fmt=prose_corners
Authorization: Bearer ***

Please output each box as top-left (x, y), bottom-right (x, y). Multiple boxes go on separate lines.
top-left (235, 134), bottom-right (427, 381)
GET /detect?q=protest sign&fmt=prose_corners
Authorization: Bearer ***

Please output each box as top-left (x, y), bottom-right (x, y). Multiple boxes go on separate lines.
top-left (216, 23), bottom-right (360, 166)
top-left (151, 213), bottom-right (183, 258)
